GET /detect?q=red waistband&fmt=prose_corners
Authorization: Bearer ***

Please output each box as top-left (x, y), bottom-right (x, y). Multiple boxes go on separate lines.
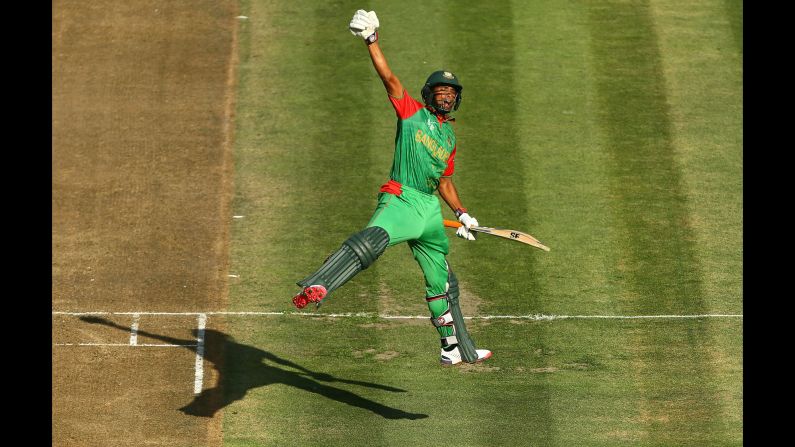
top-left (379, 179), bottom-right (403, 196)
top-left (425, 294), bottom-right (446, 302)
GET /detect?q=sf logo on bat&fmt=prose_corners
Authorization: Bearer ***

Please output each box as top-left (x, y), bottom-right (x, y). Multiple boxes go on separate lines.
top-left (510, 232), bottom-right (520, 239)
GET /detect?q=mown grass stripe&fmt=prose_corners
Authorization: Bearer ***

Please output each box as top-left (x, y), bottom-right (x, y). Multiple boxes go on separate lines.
top-left (649, 0), bottom-right (743, 440)
top-left (230, 2), bottom-right (375, 310)
top-left (588, 1), bottom-right (729, 443)
top-left (446, 4), bottom-right (539, 315)
top-left (300, 3), bottom-right (384, 314)
top-left (724, 0), bottom-right (743, 54)
top-left (589, 0), bottom-right (705, 316)
top-left (447, 3), bottom-right (558, 446)
top-left (509, 0), bottom-right (631, 320)
top-left (228, 0), bottom-right (298, 311)
top-left (649, 0), bottom-right (743, 314)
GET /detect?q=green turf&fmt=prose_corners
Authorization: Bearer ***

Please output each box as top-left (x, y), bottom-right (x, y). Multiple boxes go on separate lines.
top-left (225, 0), bottom-right (742, 445)
top-left (217, 315), bottom-right (741, 446)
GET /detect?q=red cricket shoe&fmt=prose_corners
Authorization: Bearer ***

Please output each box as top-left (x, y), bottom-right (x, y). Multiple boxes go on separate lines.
top-left (292, 285), bottom-right (327, 309)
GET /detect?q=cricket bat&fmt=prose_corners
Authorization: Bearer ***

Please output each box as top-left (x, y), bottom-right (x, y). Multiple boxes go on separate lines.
top-left (443, 219), bottom-right (551, 252)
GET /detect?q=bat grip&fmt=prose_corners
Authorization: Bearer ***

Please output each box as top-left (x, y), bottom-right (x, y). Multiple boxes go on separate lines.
top-left (443, 219), bottom-right (463, 228)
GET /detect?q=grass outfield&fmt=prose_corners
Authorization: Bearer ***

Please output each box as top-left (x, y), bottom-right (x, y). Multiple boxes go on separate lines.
top-left (226, 1), bottom-right (742, 445)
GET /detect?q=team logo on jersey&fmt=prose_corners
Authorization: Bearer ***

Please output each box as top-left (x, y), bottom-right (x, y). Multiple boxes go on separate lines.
top-left (426, 117), bottom-right (437, 133)
top-left (414, 129), bottom-right (451, 162)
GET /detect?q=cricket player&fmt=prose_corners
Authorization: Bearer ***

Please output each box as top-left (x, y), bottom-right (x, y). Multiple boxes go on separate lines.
top-left (291, 9), bottom-right (491, 366)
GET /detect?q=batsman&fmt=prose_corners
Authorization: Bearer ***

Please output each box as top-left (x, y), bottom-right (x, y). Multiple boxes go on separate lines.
top-left (291, 9), bottom-right (491, 366)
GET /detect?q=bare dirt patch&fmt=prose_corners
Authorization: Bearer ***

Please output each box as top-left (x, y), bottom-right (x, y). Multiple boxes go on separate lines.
top-left (374, 351), bottom-right (400, 361)
top-left (458, 278), bottom-right (484, 317)
top-left (530, 366), bottom-right (560, 373)
top-left (562, 362), bottom-right (593, 370)
top-left (457, 362), bottom-right (501, 373)
top-left (352, 348), bottom-right (378, 358)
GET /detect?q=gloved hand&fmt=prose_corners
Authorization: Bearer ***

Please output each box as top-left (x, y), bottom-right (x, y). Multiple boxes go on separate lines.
top-left (456, 212), bottom-right (478, 241)
top-left (349, 9), bottom-right (379, 42)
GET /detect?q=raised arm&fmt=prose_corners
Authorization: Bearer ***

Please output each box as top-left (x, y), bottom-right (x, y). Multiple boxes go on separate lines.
top-left (367, 41), bottom-right (403, 97)
top-left (349, 9), bottom-right (404, 97)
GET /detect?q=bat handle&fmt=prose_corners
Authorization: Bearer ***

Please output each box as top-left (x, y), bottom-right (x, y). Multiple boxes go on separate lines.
top-left (443, 219), bottom-right (462, 228)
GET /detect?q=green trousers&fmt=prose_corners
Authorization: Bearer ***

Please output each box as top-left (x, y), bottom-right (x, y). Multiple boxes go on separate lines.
top-left (367, 185), bottom-right (454, 338)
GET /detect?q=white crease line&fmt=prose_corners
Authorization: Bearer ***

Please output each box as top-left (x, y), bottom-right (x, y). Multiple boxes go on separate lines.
top-left (52, 311), bottom-right (743, 320)
top-left (540, 314), bottom-right (744, 320)
top-left (194, 314), bottom-right (207, 395)
top-left (54, 343), bottom-right (196, 347)
top-left (129, 313), bottom-right (140, 346)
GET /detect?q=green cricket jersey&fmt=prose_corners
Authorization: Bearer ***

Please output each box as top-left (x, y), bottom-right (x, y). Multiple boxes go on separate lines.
top-left (384, 90), bottom-right (457, 194)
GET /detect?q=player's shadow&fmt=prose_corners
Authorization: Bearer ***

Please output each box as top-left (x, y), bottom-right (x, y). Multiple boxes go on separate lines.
top-left (79, 316), bottom-right (427, 420)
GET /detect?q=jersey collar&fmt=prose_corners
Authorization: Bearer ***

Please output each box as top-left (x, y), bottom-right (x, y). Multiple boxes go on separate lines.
top-left (427, 106), bottom-right (455, 123)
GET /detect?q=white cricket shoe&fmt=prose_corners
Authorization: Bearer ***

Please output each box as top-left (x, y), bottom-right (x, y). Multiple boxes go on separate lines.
top-left (440, 345), bottom-right (492, 365)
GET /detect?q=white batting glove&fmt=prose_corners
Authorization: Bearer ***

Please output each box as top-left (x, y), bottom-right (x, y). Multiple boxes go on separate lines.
top-left (456, 225), bottom-right (476, 241)
top-left (456, 212), bottom-right (478, 241)
top-left (349, 9), bottom-right (379, 43)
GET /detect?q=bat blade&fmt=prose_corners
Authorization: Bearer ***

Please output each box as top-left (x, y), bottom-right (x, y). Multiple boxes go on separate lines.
top-left (471, 226), bottom-right (550, 251)
top-left (442, 219), bottom-right (550, 252)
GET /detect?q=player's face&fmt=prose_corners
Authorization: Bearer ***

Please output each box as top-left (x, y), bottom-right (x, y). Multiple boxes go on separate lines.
top-left (431, 85), bottom-right (457, 113)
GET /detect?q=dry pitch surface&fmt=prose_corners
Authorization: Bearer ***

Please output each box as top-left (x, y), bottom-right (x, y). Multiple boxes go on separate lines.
top-left (53, 1), bottom-right (238, 445)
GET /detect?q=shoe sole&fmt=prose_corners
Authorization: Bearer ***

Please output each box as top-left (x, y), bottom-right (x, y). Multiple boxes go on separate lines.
top-left (440, 351), bottom-right (493, 366)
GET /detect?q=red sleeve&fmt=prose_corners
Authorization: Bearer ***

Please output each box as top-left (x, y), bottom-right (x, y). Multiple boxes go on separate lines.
top-left (388, 89), bottom-right (424, 120)
top-left (442, 146), bottom-right (457, 176)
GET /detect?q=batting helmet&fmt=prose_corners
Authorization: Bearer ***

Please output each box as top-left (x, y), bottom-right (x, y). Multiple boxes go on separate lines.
top-left (421, 70), bottom-right (463, 112)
